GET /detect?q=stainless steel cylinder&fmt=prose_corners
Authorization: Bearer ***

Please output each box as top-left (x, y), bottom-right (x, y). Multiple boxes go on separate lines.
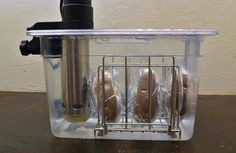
top-left (62, 36), bottom-right (89, 121)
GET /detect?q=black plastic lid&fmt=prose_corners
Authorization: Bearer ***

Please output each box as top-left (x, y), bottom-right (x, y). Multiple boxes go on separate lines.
top-left (27, 21), bottom-right (93, 31)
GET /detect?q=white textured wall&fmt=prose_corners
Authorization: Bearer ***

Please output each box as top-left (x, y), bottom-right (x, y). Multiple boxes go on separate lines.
top-left (0, 0), bottom-right (236, 95)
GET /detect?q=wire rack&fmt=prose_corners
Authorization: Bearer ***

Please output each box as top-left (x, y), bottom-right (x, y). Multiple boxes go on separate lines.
top-left (94, 55), bottom-right (182, 138)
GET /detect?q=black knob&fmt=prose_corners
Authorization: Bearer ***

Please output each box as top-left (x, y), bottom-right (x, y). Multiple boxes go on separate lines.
top-left (19, 37), bottom-right (40, 56)
top-left (20, 40), bottom-right (30, 56)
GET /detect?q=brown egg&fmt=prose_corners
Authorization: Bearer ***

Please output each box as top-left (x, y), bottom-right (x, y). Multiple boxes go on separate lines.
top-left (180, 87), bottom-right (188, 116)
top-left (134, 69), bottom-right (158, 122)
top-left (183, 73), bottom-right (190, 88)
top-left (178, 69), bottom-right (191, 116)
top-left (93, 71), bottom-right (120, 122)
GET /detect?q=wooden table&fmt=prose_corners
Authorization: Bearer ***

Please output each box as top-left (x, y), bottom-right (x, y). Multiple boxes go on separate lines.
top-left (0, 92), bottom-right (235, 153)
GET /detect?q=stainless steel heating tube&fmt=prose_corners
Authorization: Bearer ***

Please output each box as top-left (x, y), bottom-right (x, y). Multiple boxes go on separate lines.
top-left (62, 37), bottom-right (90, 121)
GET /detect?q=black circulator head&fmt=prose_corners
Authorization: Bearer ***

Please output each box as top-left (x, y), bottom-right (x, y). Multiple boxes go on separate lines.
top-left (60, 0), bottom-right (93, 28)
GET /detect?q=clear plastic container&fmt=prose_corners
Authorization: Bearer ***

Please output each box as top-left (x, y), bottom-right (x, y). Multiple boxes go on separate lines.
top-left (28, 29), bottom-right (217, 141)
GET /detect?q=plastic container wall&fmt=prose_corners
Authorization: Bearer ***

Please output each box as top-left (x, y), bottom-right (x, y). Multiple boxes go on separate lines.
top-left (38, 30), bottom-right (213, 141)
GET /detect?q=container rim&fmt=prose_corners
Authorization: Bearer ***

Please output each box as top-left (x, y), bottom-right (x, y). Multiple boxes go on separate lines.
top-left (27, 29), bottom-right (218, 37)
